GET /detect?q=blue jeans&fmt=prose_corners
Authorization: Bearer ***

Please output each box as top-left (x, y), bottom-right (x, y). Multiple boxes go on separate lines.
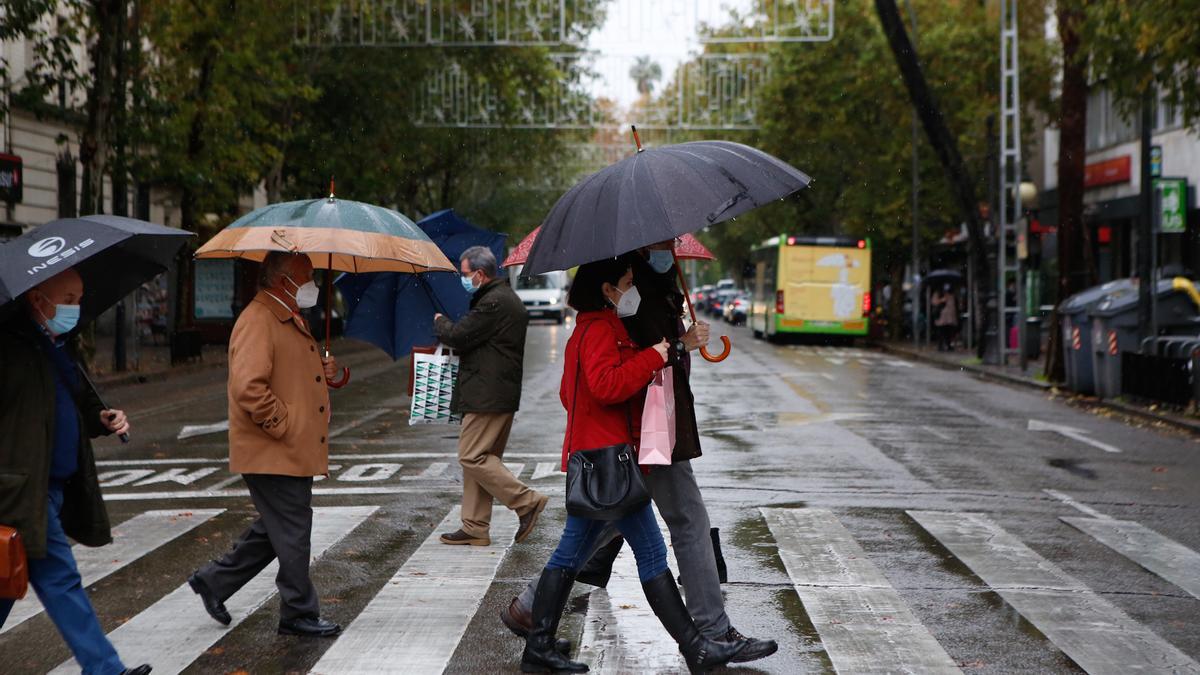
top-left (0, 487), bottom-right (125, 675)
top-left (547, 503), bottom-right (667, 582)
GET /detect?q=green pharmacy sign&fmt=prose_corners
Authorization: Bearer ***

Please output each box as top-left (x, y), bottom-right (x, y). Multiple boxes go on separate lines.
top-left (1154, 179), bottom-right (1187, 234)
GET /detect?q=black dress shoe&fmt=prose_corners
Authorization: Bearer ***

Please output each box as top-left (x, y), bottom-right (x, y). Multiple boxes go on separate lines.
top-left (725, 626), bottom-right (779, 663)
top-left (187, 573), bottom-right (231, 626)
top-left (121, 665), bottom-right (152, 675)
top-left (279, 616), bottom-right (342, 637)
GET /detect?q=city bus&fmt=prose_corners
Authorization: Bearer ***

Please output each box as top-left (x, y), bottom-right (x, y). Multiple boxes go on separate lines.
top-left (748, 235), bottom-right (872, 340)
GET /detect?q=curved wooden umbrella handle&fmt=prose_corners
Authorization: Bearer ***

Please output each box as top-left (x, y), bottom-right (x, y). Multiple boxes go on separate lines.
top-left (327, 367), bottom-right (351, 389)
top-left (700, 336), bottom-right (732, 363)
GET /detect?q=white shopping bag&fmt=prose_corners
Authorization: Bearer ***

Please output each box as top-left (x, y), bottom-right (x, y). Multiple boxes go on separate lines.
top-left (409, 344), bottom-right (462, 425)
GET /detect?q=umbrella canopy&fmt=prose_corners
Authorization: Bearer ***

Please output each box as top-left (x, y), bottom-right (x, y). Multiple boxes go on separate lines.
top-left (522, 140), bottom-right (810, 276)
top-left (923, 269), bottom-right (964, 288)
top-left (195, 197), bottom-right (454, 273)
top-left (504, 226), bottom-right (714, 267)
top-left (0, 215), bottom-right (192, 321)
top-left (336, 209), bottom-right (507, 360)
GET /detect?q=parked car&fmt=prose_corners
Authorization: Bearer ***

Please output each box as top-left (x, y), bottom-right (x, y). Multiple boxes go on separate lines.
top-left (723, 292), bottom-right (749, 325)
top-left (693, 284), bottom-right (715, 312)
top-left (510, 266), bottom-right (570, 324)
top-left (708, 289), bottom-right (738, 319)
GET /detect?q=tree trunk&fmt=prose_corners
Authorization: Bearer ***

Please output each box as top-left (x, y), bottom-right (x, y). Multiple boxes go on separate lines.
top-left (887, 260), bottom-right (905, 340)
top-left (874, 0), bottom-right (992, 359)
top-left (1045, 3), bottom-right (1089, 382)
top-left (110, 0), bottom-right (129, 218)
top-left (79, 0), bottom-right (121, 216)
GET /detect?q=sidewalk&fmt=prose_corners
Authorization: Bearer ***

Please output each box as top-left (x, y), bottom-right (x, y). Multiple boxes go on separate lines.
top-left (874, 340), bottom-right (1200, 437)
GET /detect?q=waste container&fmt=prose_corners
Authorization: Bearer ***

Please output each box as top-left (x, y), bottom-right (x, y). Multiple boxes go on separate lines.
top-left (1024, 316), bottom-right (1042, 360)
top-left (1088, 279), bottom-right (1200, 399)
top-left (1058, 279), bottom-right (1135, 394)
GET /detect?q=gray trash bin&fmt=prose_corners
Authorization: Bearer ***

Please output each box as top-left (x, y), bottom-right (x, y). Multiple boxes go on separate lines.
top-left (1089, 279), bottom-right (1200, 399)
top-left (1059, 279), bottom-right (1135, 394)
top-left (1025, 316), bottom-right (1042, 359)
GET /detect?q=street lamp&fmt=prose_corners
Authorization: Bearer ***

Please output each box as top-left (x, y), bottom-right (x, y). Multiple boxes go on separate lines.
top-left (1018, 181), bottom-right (1038, 207)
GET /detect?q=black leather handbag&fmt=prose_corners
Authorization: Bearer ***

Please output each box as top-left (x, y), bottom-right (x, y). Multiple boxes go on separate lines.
top-left (563, 325), bottom-right (652, 521)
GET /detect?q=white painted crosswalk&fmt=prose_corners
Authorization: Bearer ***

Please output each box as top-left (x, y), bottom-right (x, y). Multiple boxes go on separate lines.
top-left (48, 506), bottom-right (377, 675)
top-left (7, 501), bottom-right (1200, 674)
top-left (311, 506), bottom-right (517, 674)
top-left (0, 509), bottom-right (223, 635)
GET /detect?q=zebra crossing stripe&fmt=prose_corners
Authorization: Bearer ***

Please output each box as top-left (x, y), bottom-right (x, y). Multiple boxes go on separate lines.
top-left (48, 506), bottom-right (378, 675)
top-left (910, 511), bottom-right (1200, 675)
top-left (576, 516), bottom-right (683, 673)
top-left (1062, 517), bottom-right (1200, 601)
top-left (310, 506), bottom-right (518, 674)
top-left (762, 508), bottom-right (961, 674)
top-left (0, 509), bottom-right (223, 635)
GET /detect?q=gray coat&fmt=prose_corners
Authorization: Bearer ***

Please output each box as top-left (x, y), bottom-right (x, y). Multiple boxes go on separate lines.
top-left (433, 278), bottom-right (528, 414)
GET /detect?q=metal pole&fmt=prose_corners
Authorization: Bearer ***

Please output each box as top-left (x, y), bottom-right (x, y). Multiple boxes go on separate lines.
top-left (1137, 90), bottom-right (1154, 345)
top-left (904, 0), bottom-right (920, 350)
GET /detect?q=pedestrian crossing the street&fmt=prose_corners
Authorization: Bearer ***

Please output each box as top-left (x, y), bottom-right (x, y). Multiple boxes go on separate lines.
top-left (7, 501), bottom-right (1200, 674)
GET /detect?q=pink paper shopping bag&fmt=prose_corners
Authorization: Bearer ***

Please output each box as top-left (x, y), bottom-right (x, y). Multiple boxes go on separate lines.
top-left (639, 366), bottom-right (676, 465)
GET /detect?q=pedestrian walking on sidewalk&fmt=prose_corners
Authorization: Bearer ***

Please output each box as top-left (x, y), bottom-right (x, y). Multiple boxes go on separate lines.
top-left (434, 246), bottom-right (548, 546)
top-left (933, 284), bottom-right (958, 351)
top-left (188, 252), bottom-right (343, 638)
top-left (502, 243), bottom-right (778, 665)
top-left (518, 256), bottom-right (745, 674)
top-left (0, 268), bottom-right (151, 675)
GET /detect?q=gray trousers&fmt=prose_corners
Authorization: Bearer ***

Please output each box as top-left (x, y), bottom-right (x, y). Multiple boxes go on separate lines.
top-left (194, 474), bottom-right (319, 622)
top-left (520, 460), bottom-right (731, 638)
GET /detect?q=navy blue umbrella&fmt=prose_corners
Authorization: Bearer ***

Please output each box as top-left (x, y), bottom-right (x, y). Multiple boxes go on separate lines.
top-left (336, 210), bottom-right (508, 359)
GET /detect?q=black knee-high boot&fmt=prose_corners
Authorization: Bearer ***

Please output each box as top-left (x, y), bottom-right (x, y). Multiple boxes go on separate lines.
top-left (521, 568), bottom-right (588, 673)
top-left (642, 570), bottom-right (745, 673)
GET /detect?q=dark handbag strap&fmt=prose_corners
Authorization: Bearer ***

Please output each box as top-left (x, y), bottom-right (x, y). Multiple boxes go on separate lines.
top-left (567, 323), bottom-right (633, 452)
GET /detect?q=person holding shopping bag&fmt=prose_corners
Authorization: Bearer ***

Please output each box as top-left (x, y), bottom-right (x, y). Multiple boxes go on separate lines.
top-left (519, 255), bottom-right (745, 674)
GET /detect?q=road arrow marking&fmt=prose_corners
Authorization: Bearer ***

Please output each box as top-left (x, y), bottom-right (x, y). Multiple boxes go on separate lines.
top-left (1028, 419), bottom-right (1122, 453)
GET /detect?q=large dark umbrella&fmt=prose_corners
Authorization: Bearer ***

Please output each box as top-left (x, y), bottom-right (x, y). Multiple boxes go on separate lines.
top-left (522, 131), bottom-right (811, 362)
top-left (0, 215), bottom-right (193, 320)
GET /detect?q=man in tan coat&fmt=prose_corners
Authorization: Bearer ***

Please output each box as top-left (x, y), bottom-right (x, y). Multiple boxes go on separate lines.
top-left (187, 252), bottom-right (343, 638)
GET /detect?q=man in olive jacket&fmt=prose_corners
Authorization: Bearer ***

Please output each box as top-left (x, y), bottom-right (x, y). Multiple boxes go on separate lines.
top-left (433, 246), bottom-right (547, 547)
top-left (0, 268), bottom-right (150, 675)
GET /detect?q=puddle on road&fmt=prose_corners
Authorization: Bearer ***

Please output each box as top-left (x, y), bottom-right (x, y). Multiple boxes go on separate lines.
top-left (1047, 458), bottom-right (1098, 480)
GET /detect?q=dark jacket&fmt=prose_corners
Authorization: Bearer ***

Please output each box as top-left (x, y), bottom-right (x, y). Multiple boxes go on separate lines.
top-left (560, 310), bottom-right (665, 470)
top-left (434, 278), bottom-right (529, 414)
top-left (0, 318), bottom-right (114, 559)
top-left (623, 254), bottom-right (703, 462)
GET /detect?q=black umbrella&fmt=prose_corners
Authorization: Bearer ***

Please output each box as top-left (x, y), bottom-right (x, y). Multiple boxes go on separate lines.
top-left (0, 215), bottom-right (193, 321)
top-left (923, 269), bottom-right (963, 288)
top-left (522, 131), bottom-right (811, 362)
top-left (522, 136), bottom-right (811, 277)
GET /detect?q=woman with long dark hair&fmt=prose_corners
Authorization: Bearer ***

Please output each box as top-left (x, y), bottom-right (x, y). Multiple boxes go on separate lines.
top-left (521, 255), bottom-right (744, 673)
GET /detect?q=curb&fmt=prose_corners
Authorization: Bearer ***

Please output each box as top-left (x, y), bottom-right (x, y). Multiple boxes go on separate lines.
top-left (92, 337), bottom-right (378, 388)
top-left (872, 341), bottom-right (1200, 437)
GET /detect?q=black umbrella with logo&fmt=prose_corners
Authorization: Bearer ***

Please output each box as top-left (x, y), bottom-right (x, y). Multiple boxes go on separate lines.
top-left (0, 215), bottom-right (192, 321)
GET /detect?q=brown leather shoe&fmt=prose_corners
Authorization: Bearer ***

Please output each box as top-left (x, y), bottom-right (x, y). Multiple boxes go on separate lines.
top-left (515, 494), bottom-right (549, 544)
top-left (501, 596), bottom-right (573, 654)
top-left (439, 529), bottom-right (490, 546)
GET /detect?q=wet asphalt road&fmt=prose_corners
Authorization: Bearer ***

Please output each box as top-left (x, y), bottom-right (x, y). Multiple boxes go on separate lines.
top-left (4, 319), bottom-right (1199, 674)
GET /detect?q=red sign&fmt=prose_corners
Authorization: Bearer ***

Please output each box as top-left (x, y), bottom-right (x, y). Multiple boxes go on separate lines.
top-left (0, 152), bottom-right (21, 204)
top-left (1084, 156), bottom-right (1131, 189)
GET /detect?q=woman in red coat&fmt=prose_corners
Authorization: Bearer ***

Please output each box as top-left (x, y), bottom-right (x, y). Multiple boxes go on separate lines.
top-left (521, 256), bottom-right (744, 674)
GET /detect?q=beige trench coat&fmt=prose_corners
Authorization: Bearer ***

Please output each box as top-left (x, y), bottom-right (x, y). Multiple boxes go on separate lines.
top-left (228, 290), bottom-right (331, 477)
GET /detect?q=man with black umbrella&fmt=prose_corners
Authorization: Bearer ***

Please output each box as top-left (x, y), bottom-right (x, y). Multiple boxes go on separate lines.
top-left (0, 268), bottom-right (151, 675)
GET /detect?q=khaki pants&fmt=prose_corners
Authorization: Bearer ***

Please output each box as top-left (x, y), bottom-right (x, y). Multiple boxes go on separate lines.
top-left (458, 412), bottom-right (540, 537)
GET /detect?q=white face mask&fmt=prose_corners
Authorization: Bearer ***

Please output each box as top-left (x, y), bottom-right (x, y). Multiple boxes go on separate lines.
top-left (285, 275), bottom-right (320, 309)
top-left (614, 284), bottom-right (642, 318)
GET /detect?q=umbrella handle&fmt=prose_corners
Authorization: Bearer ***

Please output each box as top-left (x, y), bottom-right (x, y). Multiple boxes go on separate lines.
top-left (328, 367), bottom-right (351, 389)
top-left (700, 337), bottom-right (732, 363)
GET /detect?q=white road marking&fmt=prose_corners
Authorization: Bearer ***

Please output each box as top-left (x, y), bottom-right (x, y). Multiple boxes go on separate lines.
top-left (1062, 517), bottom-right (1200, 600)
top-left (95, 452), bottom-right (557, 467)
top-left (102, 485), bottom-right (566, 501)
top-left (922, 425), bottom-right (953, 441)
top-left (505, 462), bottom-right (526, 479)
top-left (133, 467), bottom-right (219, 486)
top-left (1, 509), bottom-right (223, 634)
top-left (1043, 489), bottom-right (1112, 520)
top-left (98, 469), bottom-right (156, 487)
top-left (910, 510), bottom-right (1200, 675)
top-left (310, 507), bottom-right (517, 674)
top-left (207, 474), bottom-right (243, 491)
top-left (49, 506), bottom-right (377, 675)
top-left (763, 508), bottom-right (961, 674)
top-left (577, 514), bottom-right (683, 674)
top-left (825, 357), bottom-right (846, 366)
top-left (1028, 419), bottom-right (1123, 453)
top-left (531, 462), bottom-right (560, 480)
top-left (820, 373), bottom-right (836, 382)
top-left (337, 463), bottom-right (403, 482)
top-left (177, 420), bottom-right (228, 440)
top-left (885, 359), bottom-right (915, 368)
top-left (401, 462), bottom-right (449, 480)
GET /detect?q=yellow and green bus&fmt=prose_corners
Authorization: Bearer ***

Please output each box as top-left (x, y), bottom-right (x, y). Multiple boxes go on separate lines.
top-left (749, 235), bottom-right (872, 340)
